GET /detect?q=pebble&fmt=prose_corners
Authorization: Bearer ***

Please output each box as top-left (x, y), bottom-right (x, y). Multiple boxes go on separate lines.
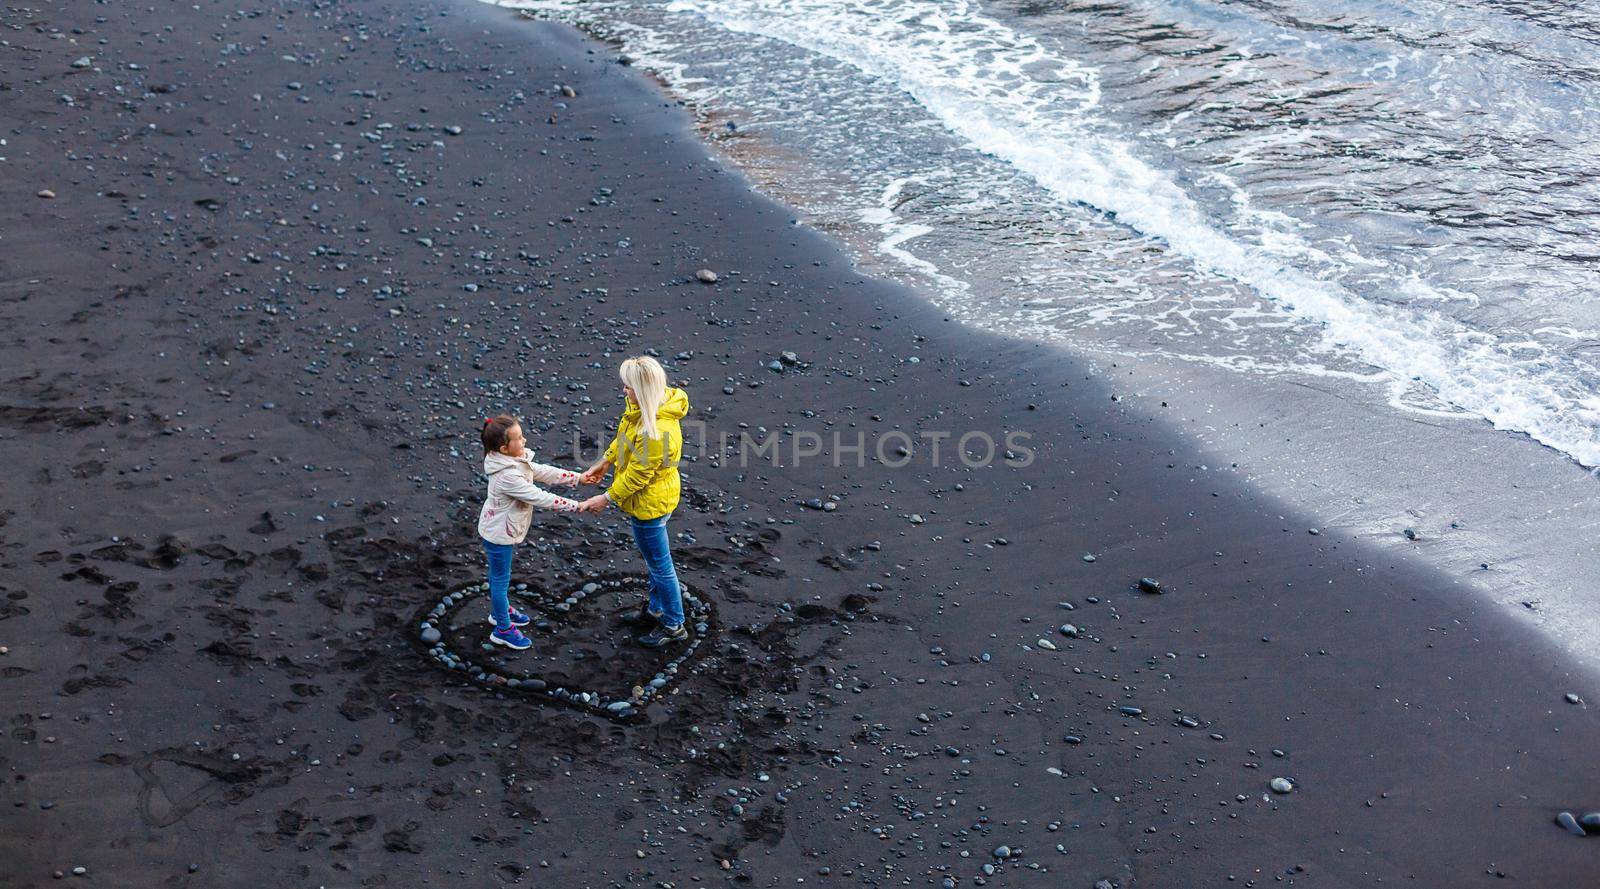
top-left (1059, 623), bottom-right (1079, 638)
top-left (72, 56), bottom-right (92, 68)
top-left (1118, 706), bottom-right (1143, 716)
top-left (1580, 812), bottom-right (1600, 831)
top-left (1036, 639), bottom-right (1057, 651)
top-left (909, 514), bottom-right (925, 524)
top-left (1556, 811), bottom-right (1585, 836)
top-left (695, 268), bottom-right (719, 283)
top-left (1564, 692), bottom-right (1582, 705)
top-left (992, 844), bottom-right (1011, 858)
top-left (1081, 554), bottom-right (1096, 562)
top-left (1137, 577), bottom-right (1163, 594)
top-left (37, 189), bottom-right (57, 199)
top-left (1270, 777), bottom-right (1294, 794)
top-left (420, 626), bottom-right (441, 644)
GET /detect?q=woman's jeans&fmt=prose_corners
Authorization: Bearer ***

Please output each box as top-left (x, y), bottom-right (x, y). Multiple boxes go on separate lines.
top-left (481, 538), bottom-right (514, 632)
top-left (630, 515), bottom-right (684, 629)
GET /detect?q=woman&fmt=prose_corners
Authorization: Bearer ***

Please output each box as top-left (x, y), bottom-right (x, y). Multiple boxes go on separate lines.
top-left (579, 356), bottom-right (691, 648)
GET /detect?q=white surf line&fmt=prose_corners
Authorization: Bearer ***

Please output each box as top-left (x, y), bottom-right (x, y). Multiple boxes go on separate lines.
top-left (659, 0), bottom-right (1600, 469)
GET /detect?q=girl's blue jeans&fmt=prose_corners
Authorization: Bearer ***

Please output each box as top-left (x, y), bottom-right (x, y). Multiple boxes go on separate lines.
top-left (630, 515), bottom-right (684, 629)
top-left (481, 538), bottom-right (514, 632)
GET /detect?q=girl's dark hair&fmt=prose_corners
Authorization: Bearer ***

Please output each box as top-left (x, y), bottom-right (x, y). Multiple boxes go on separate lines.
top-left (481, 415), bottom-right (519, 455)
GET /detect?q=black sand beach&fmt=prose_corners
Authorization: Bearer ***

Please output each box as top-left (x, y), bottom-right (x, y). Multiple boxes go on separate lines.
top-left (2, 0), bottom-right (1597, 886)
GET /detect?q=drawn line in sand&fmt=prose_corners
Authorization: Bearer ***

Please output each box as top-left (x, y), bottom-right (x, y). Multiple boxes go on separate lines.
top-left (413, 575), bottom-right (716, 720)
top-left (132, 750), bottom-right (263, 828)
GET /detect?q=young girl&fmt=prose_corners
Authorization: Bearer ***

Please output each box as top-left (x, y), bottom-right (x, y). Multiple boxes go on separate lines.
top-left (479, 415), bottom-right (583, 651)
top-left (579, 356), bottom-right (691, 648)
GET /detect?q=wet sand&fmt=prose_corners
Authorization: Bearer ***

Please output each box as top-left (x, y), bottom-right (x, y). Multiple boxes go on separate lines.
top-left (1, 0), bottom-right (1597, 885)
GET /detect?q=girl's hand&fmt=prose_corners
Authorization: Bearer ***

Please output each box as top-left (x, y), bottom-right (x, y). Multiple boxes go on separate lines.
top-left (579, 494), bottom-right (610, 513)
top-left (579, 461), bottom-right (610, 486)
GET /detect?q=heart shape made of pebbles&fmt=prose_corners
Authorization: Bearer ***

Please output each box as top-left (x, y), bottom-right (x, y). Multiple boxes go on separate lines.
top-left (416, 575), bottom-right (713, 719)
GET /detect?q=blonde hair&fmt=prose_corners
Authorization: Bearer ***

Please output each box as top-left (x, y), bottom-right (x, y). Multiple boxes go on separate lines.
top-left (620, 355), bottom-right (668, 440)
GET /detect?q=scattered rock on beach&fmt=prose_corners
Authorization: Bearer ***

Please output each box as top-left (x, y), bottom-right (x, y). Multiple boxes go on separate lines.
top-left (1556, 811), bottom-right (1586, 836)
top-left (695, 268), bottom-right (719, 283)
top-left (37, 189), bottom-right (56, 199)
top-left (1270, 777), bottom-right (1295, 794)
top-left (1137, 577), bottom-right (1163, 594)
top-left (1565, 692), bottom-right (1582, 705)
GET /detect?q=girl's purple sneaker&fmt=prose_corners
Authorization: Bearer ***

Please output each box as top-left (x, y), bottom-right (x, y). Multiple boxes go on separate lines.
top-left (489, 626), bottom-right (532, 651)
top-left (489, 607), bottom-right (532, 628)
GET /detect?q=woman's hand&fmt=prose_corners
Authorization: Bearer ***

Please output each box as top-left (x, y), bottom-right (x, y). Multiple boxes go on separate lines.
top-left (579, 494), bottom-right (610, 513)
top-left (579, 460), bottom-right (610, 486)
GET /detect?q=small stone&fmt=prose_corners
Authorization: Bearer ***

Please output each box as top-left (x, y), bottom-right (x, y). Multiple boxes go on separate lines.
top-left (420, 626), bottom-right (441, 644)
top-left (72, 867), bottom-right (87, 876)
top-left (1137, 577), bottom-right (1163, 594)
top-left (444, 125), bottom-right (463, 135)
top-left (37, 189), bottom-right (57, 199)
top-left (992, 845), bottom-right (1011, 859)
top-left (1403, 528), bottom-right (1418, 540)
top-left (1565, 692), bottom-right (1582, 705)
top-left (1579, 812), bottom-right (1600, 831)
top-left (1059, 624), bottom-right (1079, 638)
top-left (1118, 706), bottom-right (1143, 716)
top-left (1096, 881), bottom-right (1115, 889)
top-left (909, 514), bottom-right (924, 524)
top-left (1556, 811), bottom-right (1585, 836)
top-left (695, 268), bottom-right (719, 284)
top-left (1270, 777), bottom-right (1294, 794)
top-left (1081, 553), bottom-right (1096, 562)
top-left (1036, 639), bottom-right (1057, 651)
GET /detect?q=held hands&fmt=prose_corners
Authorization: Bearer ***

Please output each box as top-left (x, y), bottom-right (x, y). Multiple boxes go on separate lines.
top-left (578, 460), bottom-right (610, 486)
top-left (578, 494), bottom-right (610, 514)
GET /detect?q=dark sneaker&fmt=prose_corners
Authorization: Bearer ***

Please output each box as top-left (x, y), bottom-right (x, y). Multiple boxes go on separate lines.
top-left (626, 601), bottom-right (663, 629)
top-left (489, 626), bottom-right (533, 651)
top-left (637, 623), bottom-right (688, 648)
top-left (489, 608), bottom-right (532, 628)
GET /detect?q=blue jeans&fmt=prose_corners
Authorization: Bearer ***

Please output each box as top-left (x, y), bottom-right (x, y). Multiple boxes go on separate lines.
top-left (630, 515), bottom-right (683, 629)
top-left (481, 538), bottom-right (514, 632)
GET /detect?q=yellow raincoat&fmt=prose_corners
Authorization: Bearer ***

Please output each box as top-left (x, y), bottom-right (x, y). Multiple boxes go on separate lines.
top-left (604, 387), bottom-right (689, 520)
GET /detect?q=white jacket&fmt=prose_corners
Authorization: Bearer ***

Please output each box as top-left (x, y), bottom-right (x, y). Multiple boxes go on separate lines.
top-left (477, 451), bottom-right (582, 545)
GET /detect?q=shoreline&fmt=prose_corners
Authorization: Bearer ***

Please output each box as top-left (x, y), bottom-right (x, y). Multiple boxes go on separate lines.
top-left (1, 0), bottom-right (1597, 886)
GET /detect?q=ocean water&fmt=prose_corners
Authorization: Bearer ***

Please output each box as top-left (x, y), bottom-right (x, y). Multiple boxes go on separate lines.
top-left (489, 0), bottom-right (1600, 469)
